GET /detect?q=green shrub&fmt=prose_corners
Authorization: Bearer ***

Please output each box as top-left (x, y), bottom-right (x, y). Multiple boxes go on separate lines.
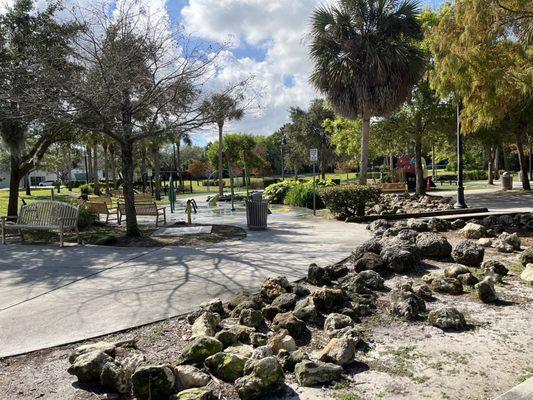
top-left (78, 183), bottom-right (100, 195)
top-left (77, 204), bottom-right (98, 228)
top-left (283, 179), bottom-right (336, 209)
top-left (320, 184), bottom-right (381, 218)
top-left (464, 169), bottom-right (488, 181)
top-left (263, 180), bottom-right (297, 204)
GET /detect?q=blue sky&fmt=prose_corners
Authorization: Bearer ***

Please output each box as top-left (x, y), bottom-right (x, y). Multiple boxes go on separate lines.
top-left (168, 0), bottom-right (447, 145)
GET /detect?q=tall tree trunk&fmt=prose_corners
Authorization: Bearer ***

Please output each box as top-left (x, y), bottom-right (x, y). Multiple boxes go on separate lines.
top-left (109, 144), bottom-right (117, 189)
top-left (121, 141), bottom-right (141, 237)
top-left (176, 139), bottom-right (182, 186)
top-left (103, 143), bottom-right (110, 195)
top-left (359, 110), bottom-right (370, 185)
top-left (488, 147), bottom-right (495, 185)
top-left (151, 141), bottom-right (161, 201)
top-left (389, 153), bottom-right (394, 173)
top-left (432, 145), bottom-right (437, 178)
top-left (217, 122), bottom-right (224, 196)
top-left (93, 143), bottom-right (100, 195)
top-left (7, 156), bottom-right (21, 218)
top-left (414, 132), bottom-right (425, 195)
top-left (140, 145), bottom-right (147, 193)
top-left (320, 160), bottom-right (326, 180)
top-left (515, 130), bottom-right (531, 190)
top-left (529, 139), bottom-right (532, 179)
top-left (502, 144), bottom-right (510, 171)
top-left (24, 173), bottom-right (31, 195)
top-left (87, 145), bottom-right (93, 182)
top-left (494, 147), bottom-right (500, 179)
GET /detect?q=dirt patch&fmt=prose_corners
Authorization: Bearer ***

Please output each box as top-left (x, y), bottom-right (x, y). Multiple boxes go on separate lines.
top-left (17, 223), bottom-right (247, 247)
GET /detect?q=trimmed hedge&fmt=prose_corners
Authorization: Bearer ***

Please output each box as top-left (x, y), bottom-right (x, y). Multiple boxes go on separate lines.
top-left (263, 181), bottom-right (298, 204)
top-left (320, 184), bottom-right (381, 218)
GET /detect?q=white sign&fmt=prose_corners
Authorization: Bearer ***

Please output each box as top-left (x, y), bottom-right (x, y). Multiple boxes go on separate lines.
top-left (310, 148), bottom-right (318, 162)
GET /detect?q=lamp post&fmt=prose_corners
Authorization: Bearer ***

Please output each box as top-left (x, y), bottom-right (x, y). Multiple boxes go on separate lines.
top-left (280, 134), bottom-right (286, 180)
top-left (454, 101), bottom-right (468, 209)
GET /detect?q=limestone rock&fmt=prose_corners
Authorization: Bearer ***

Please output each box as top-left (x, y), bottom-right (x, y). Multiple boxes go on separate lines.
top-left (131, 365), bottom-right (175, 400)
top-left (380, 247), bottom-right (418, 273)
top-left (428, 307), bottom-right (467, 330)
top-left (323, 313), bottom-right (353, 332)
top-left (311, 287), bottom-right (344, 313)
top-left (68, 341), bottom-right (116, 364)
top-left (452, 240), bottom-right (485, 267)
top-left (225, 343), bottom-right (254, 359)
top-left (178, 336), bottom-right (223, 364)
top-left (307, 263), bottom-right (331, 286)
top-left (250, 345), bottom-right (274, 360)
top-left (497, 232), bottom-right (521, 250)
top-left (475, 277), bottom-right (497, 303)
top-left (430, 276), bottom-right (463, 295)
top-left (520, 247), bottom-right (533, 266)
top-left (228, 291), bottom-right (260, 311)
top-left (100, 354), bottom-right (143, 393)
top-left (277, 349), bottom-right (309, 372)
top-left (175, 365), bottom-right (211, 390)
top-left (231, 301), bottom-right (260, 318)
top-left (416, 232), bottom-right (452, 259)
top-left (291, 284), bottom-right (310, 298)
top-left (413, 284), bottom-right (434, 302)
top-left (271, 312), bottom-right (310, 343)
top-left (389, 283), bottom-right (426, 320)
top-left (67, 350), bottom-right (112, 384)
top-left (228, 324), bottom-right (256, 344)
top-left (271, 293), bottom-right (297, 311)
top-left (444, 264), bottom-right (470, 278)
top-left (170, 387), bottom-right (217, 400)
top-left (460, 223), bottom-right (486, 239)
top-left (293, 296), bottom-right (318, 321)
top-left (352, 252), bottom-right (385, 272)
top-left (482, 260), bottom-right (509, 283)
top-left (214, 330), bottom-right (237, 347)
top-left (520, 264), bottom-right (533, 284)
top-left (239, 308), bottom-right (264, 328)
top-left (316, 337), bottom-right (356, 366)
top-left (205, 352), bottom-right (248, 382)
top-left (261, 305), bottom-right (281, 321)
top-left (477, 238), bottom-right (493, 247)
top-left (261, 276), bottom-right (291, 302)
top-left (250, 332), bottom-right (267, 347)
top-left (294, 360), bottom-right (343, 387)
top-left (191, 312), bottom-right (220, 338)
top-left (457, 272), bottom-right (479, 287)
top-left (235, 357), bottom-right (285, 400)
top-left (267, 329), bottom-right (296, 354)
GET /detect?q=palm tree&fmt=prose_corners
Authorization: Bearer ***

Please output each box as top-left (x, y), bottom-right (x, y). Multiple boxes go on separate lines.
top-left (202, 94), bottom-right (245, 196)
top-left (309, 0), bottom-right (426, 184)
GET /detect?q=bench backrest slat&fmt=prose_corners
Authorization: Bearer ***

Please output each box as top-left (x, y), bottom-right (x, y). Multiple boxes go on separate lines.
top-left (18, 201), bottom-right (79, 227)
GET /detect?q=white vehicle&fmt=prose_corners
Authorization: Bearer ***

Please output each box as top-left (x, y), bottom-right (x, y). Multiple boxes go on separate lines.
top-left (38, 180), bottom-right (57, 187)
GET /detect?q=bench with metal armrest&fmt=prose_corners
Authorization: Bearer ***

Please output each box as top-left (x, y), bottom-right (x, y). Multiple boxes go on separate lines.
top-left (117, 201), bottom-right (166, 227)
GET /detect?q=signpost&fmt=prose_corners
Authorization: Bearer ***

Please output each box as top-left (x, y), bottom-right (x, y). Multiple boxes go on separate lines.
top-left (310, 148), bottom-right (318, 216)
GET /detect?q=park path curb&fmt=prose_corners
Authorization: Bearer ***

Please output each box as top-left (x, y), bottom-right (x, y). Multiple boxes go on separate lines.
top-left (494, 377), bottom-right (533, 400)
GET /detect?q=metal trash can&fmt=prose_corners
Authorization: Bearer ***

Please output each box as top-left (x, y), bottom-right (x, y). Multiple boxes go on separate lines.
top-left (501, 171), bottom-right (513, 190)
top-left (246, 196), bottom-right (268, 230)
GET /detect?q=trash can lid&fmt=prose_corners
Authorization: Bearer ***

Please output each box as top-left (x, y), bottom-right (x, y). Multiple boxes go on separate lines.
top-left (502, 171), bottom-right (511, 176)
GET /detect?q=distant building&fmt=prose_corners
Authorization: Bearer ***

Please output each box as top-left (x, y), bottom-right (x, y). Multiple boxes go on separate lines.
top-left (0, 168), bottom-right (104, 189)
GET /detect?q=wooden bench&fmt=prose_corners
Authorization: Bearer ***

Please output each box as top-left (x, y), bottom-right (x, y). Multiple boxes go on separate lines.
top-left (117, 202), bottom-right (166, 227)
top-left (85, 201), bottom-right (118, 224)
top-left (378, 182), bottom-right (408, 192)
top-left (1, 201), bottom-right (80, 247)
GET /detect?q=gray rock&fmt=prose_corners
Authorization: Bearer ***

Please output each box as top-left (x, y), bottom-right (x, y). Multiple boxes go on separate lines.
top-left (475, 277), bottom-right (497, 303)
top-left (199, 298), bottom-right (225, 316)
top-left (427, 217), bottom-right (450, 232)
top-left (430, 276), bottom-right (463, 295)
top-left (250, 345), bottom-right (274, 360)
top-left (175, 365), bottom-right (211, 390)
top-left (316, 337), bottom-right (356, 366)
top-left (367, 219), bottom-right (390, 233)
top-left (406, 218), bottom-right (429, 232)
top-left (294, 360), bottom-right (343, 387)
top-left (413, 284), bottom-right (434, 302)
top-left (352, 252), bottom-right (385, 272)
top-left (323, 313), bottom-right (353, 332)
top-left (170, 387), bottom-right (217, 400)
top-left (131, 365), bottom-right (175, 400)
top-left (493, 240), bottom-right (514, 253)
top-left (352, 238), bottom-right (383, 258)
top-left (482, 260), bottom-right (509, 282)
top-left (225, 343), bottom-right (254, 359)
top-left (261, 305), bottom-right (282, 321)
top-left (239, 308), bottom-right (264, 328)
top-left (477, 238), bottom-right (493, 247)
top-left (338, 271), bottom-right (384, 296)
top-left (231, 300), bottom-right (261, 318)
top-left (293, 296), bottom-right (318, 321)
top-left (520, 247), bottom-right (533, 266)
top-left (191, 312), bottom-right (220, 338)
top-left (416, 233), bottom-right (452, 259)
top-left (205, 352), bottom-right (248, 382)
top-left (250, 332), bottom-right (268, 347)
top-left (460, 223), bottom-right (486, 239)
top-left (100, 354), bottom-right (144, 393)
top-left (428, 307), bottom-right (467, 330)
top-left (235, 357), bottom-right (285, 400)
top-left (228, 324), bottom-right (256, 344)
top-left (271, 312), bottom-right (310, 343)
top-left (325, 263), bottom-right (349, 280)
top-left (291, 284), bottom-right (310, 298)
top-left (389, 283), bottom-right (426, 320)
top-left (444, 264), bottom-right (471, 278)
top-left (67, 350), bottom-right (112, 383)
top-left (311, 287), bottom-right (344, 313)
top-left (215, 330), bottom-right (237, 347)
top-left (228, 291), bottom-right (260, 310)
top-left (68, 341), bottom-right (116, 364)
top-left (457, 272), bottom-right (479, 287)
top-left (380, 247), bottom-right (418, 273)
top-left (267, 329), bottom-right (297, 354)
top-left (452, 240), bottom-right (485, 267)
top-left (271, 293), bottom-right (298, 311)
top-left (178, 336), bottom-right (223, 364)
top-left (307, 263), bottom-right (331, 286)
top-left (520, 264), bottom-right (533, 284)
top-left (277, 349), bottom-right (310, 372)
top-left (451, 219), bottom-right (466, 230)
top-left (497, 232), bottom-right (521, 250)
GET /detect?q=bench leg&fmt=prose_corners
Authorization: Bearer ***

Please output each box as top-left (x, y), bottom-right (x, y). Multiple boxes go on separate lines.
top-left (19, 230), bottom-right (24, 242)
top-left (155, 214), bottom-right (159, 228)
top-left (117, 211), bottom-right (122, 225)
top-left (1, 220), bottom-right (5, 245)
top-left (163, 208), bottom-right (166, 225)
top-left (76, 226), bottom-right (80, 244)
top-left (59, 226), bottom-right (64, 247)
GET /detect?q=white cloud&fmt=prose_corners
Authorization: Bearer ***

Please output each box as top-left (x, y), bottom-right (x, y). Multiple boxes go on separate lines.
top-left (181, 0), bottom-right (324, 141)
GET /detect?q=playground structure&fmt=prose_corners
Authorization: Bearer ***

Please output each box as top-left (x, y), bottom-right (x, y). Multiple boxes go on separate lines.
top-left (391, 155), bottom-right (432, 191)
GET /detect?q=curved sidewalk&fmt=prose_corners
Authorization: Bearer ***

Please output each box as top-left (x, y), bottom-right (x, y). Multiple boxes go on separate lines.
top-left (0, 208), bottom-right (369, 358)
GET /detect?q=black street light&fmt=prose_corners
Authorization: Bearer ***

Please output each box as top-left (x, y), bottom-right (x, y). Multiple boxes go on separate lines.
top-left (454, 102), bottom-right (468, 209)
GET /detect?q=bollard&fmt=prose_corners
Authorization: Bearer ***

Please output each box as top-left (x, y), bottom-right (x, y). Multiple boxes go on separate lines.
top-left (186, 200), bottom-right (192, 224)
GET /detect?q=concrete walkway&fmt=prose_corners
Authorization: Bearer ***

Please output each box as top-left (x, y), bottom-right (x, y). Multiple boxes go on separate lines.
top-left (0, 204), bottom-right (369, 358)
